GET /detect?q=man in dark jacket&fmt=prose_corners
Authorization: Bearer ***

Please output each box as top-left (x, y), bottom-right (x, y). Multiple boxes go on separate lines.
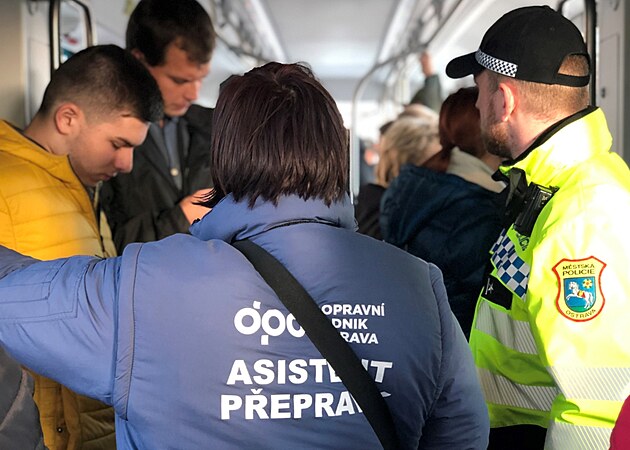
top-left (101, 0), bottom-right (215, 251)
top-left (0, 62), bottom-right (489, 449)
top-left (409, 51), bottom-right (443, 112)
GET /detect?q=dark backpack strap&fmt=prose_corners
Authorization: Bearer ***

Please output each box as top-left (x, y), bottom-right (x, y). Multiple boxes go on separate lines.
top-left (232, 239), bottom-right (400, 450)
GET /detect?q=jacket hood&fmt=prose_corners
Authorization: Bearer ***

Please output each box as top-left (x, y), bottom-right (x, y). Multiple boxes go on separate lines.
top-left (190, 193), bottom-right (357, 242)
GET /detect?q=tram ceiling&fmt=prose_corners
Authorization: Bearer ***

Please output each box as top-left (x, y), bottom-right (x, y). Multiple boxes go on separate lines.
top-left (206, 0), bottom-right (571, 102)
top-left (211, 0), bottom-right (464, 100)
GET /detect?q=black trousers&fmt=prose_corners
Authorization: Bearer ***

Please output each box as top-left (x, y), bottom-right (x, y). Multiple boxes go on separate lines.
top-left (488, 425), bottom-right (547, 450)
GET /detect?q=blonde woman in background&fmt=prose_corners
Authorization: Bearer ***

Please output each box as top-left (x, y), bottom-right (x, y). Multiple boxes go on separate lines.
top-left (355, 116), bottom-right (441, 239)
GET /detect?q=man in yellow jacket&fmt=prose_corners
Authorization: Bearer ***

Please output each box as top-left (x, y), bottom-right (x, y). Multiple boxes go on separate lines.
top-left (446, 6), bottom-right (630, 449)
top-left (0, 45), bottom-right (162, 449)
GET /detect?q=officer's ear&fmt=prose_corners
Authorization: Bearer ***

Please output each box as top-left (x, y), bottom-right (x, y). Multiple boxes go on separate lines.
top-left (497, 80), bottom-right (517, 122)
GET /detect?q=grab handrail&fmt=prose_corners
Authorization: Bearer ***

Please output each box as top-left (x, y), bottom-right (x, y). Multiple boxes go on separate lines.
top-left (349, 0), bottom-right (465, 198)
top-left (49, 0), bottom-right (94, 76)
top-left (558, 0), bottom-right (597, 105)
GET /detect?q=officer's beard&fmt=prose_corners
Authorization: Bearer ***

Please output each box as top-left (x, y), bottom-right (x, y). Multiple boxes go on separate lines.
top-left (481, 110), bottom-right (512, 159)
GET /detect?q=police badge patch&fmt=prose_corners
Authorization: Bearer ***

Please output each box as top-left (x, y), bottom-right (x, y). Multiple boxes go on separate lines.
top-left (553, 257), bottom-right (606, 322)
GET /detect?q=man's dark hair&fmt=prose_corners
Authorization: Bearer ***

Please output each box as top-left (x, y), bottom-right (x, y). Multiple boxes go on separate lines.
top-left (486, 54), bottom-right (590, 118)
top-left (206, 62), bottom-right (348, 208)
top-left (126, 0), bottom-right (215, 66)
top-left (39, 45), bottom-right (163, 123)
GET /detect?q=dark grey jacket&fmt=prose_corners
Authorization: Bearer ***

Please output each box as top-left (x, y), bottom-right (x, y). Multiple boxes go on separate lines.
top-left (0, 347), bottom-right (44, 449)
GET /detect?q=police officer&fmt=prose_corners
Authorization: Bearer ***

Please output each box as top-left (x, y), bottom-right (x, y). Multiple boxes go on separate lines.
top-left (446, 5), bottom-right (630, 449)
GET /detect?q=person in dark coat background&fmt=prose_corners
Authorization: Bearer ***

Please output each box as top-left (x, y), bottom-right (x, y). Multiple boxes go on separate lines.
top-left (355, 120), bottom-right (392, 239)
top-left (380, 87), bottom-right (505, 337)
top-left (409, 51), bottom-right (443, 113)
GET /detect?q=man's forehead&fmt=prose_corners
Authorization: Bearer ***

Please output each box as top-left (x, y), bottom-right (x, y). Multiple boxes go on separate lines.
top-left (113, 119), bottom-right (149, 147)
top-left (171, 37), bottom-right (211, 64)
top-left (95, 113), bottom-right (148, 134)
top-left (92, 110), bottom-right (136, 123)
top-left (163, 61), bottom-right (210, 84)
top-left (163, 44), bottom-right (210, 74)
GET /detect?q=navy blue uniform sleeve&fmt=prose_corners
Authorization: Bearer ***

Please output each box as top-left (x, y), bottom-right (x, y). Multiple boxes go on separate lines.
top-left (0, 246), bottom-right (119, 405)
top-left (419, 264), bottom-right (489, 450)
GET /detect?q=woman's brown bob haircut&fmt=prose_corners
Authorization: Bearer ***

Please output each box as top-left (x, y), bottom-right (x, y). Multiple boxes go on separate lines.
top-left (205, 62), bottom-right (348, 208)
top-left (438, 87), bottom-right (484, 158)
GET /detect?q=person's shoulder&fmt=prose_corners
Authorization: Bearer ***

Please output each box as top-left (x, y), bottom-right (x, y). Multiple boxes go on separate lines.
top-left (390, 164), bottom-right (460, 195)
top-left (398, 163), bottom-right (436, 179)
top-left (0, 145), bottom-right (24, 168)
top-left (555, 156), bottom-right (630, 209)
top-left (185, 104), bottom-right (214, 130)
top-left (0, 147), bottom-right (55, 190)
top-left (131, 233), bottom-right (232, 260)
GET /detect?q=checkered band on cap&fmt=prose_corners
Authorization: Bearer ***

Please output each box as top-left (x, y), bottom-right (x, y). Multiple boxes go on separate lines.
top-left (475, 49), bottom-right (518, 78)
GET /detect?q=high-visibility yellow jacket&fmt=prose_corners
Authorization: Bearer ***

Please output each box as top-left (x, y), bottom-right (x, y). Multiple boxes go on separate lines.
top-left (470, 107), bottom-right (630, 449)
top-left (0, 120), bottom-right (116, 449)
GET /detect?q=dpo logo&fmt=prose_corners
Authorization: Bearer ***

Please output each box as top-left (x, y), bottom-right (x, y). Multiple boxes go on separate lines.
top-left (234, 301), bottom-right (305, 345)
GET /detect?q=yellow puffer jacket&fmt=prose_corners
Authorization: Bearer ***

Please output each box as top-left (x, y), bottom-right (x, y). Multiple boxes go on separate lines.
top-left (0, 120), bottom-right (116, 449)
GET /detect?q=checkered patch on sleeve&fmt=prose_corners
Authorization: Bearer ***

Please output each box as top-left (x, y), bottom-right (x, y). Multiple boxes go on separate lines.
top-left (491, 230), bottom-right (530, 300)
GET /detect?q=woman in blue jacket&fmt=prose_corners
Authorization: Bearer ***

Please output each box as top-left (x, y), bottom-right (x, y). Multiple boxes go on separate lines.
top-left (0, 63), bottom-right (488, 449)
top-left (381, 87), bottom-right (505, 338)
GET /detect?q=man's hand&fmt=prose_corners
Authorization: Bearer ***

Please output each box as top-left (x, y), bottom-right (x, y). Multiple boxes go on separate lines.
top-left (419, 51), bottom-right (434, 77)
top-left (179, 188), bottom-right (213, 224)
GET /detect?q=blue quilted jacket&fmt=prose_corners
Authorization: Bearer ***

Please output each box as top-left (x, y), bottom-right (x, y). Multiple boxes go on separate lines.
top-left (0, 194), bottom-right (488, 449)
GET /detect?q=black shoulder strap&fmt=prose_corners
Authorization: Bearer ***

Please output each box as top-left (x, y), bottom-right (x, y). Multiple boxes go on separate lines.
top-left (232, 239), bottom-right (400, 450)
